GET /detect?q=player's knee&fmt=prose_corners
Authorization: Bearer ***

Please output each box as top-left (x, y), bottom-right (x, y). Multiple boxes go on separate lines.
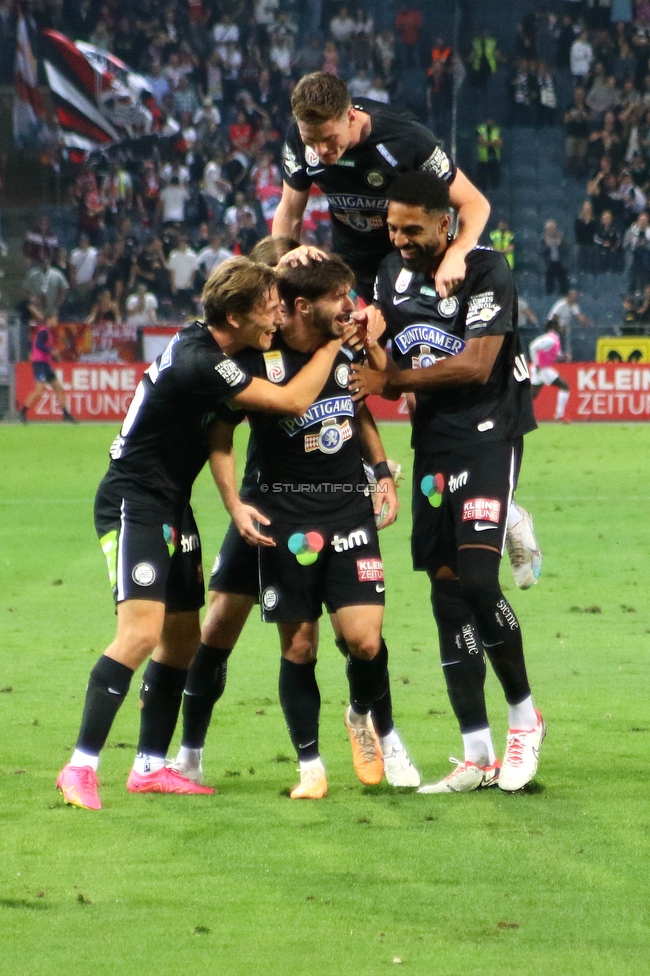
top-left (201, 592), bottom-right (251, 647)
top-left (282, 635), bottom-right (317, 665)
top-left (456, 547), bottom-right (502, 615)
top-left (346, 633), bottom-right (381, 660)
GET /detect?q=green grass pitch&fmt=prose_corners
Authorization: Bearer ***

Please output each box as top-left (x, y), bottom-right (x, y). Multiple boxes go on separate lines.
top-left (1, 421), bottom-right (649, 975)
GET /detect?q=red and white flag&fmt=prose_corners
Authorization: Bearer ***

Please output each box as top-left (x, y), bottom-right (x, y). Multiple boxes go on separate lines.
top-left (13, 9), bottom-right (46, 145)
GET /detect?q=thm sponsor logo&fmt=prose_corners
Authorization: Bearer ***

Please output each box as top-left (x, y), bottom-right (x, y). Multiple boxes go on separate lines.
top-left (448, 470), bottom-right (468, 493)
top-left (331, 528), bottom-right (369, 553)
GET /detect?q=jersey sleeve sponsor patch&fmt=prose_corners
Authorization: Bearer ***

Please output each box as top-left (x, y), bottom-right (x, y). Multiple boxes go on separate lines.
top-left (420, 146), bottom-right (452, 179)
top-left (215, 358), bottom-right (247, 387)
top-left (462, 498), bottom-right (501, 523)
top-left (282, 144), bottom-right (302, 177)
top-left (263, 350), bottom-right (285, 382)
top-left (466, 291), bottom-right (502, 328)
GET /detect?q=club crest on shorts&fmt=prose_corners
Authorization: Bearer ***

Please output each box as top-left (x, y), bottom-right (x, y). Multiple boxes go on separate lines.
top-left (262, 586), bottom-right (278, 610)
top-left (263, 350), bottom-right (285, 383)
top-left (132, 563), bottom-right (156, 586)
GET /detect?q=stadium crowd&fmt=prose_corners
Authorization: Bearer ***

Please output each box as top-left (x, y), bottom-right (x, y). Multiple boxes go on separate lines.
top-left (16, 0), bottom-right (462, 359)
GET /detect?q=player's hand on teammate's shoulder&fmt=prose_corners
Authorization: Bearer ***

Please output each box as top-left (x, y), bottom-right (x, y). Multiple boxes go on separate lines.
top-left (276, 245), bottom-right (327, 268)
top-left (434, 244), bottom-right (466, 299)
top-left (232, 502), bottom-right (275, 547)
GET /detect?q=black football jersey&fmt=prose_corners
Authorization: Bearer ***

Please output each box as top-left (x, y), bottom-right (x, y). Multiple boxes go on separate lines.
top-left (231, 335), bottom-right (371, 522)
top-left (101, 322), bottom-right (252, 507)
top-left (374, 247), bottom-right (537, 453)
top-left (281, 99), bottom-right (456, 278)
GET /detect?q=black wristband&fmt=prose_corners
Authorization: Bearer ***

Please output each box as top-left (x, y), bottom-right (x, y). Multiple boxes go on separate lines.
top-left (373, 461), bottom-right (392, 481)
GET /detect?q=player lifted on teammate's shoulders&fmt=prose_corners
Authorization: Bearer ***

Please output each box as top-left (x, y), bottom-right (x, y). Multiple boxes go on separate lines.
top-left (349, 171), bottom-right (545, 793)
top-left (273, 71), bottom-right (540, 589)
top-left (273, 71), bottom-right (490, 304)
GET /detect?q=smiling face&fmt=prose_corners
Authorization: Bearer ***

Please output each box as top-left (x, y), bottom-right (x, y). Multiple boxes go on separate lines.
top-left (386, 201), bottom-right (451, 273)
top-left (297, 109), bottom-right (355, 165)
top-left (309, 283), bottom-right (355, 339)
top-left (236, 286), bottom-right (283, 351)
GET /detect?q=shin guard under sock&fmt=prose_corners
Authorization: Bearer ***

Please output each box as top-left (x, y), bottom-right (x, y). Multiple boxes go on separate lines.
top-left (76, 655), bottom-right (134, 755)
top-left (346, 639), bottom-right (389, 721)
top-left (181, 643), bottom-right (232, 749)
top-left (137, 659), bottom-right (187, 759)
top-left (431, 579), bottom-right (488, 733)
top-left (457, 547), bottom-right (531, 705)
top-left (278, 658), bottom-right (320, 762)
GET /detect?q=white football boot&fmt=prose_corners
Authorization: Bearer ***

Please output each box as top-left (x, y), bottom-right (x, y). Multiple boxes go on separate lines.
top-left (498, 711), bottom-right (546, 792)
top-left (505, 502), bottom-right (542, 589)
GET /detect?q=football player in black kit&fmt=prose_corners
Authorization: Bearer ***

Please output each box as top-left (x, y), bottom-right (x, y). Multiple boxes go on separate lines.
top-left (56, 258), bottom-right (350, 810)
top-left (273, 72), bottom-right (542, 590)
top-left (197, 256), bottom-right (420, 799)
top-left (272, 72), bottom-right (490, 303)
top-left (350, 172), bottom-right (546, 793)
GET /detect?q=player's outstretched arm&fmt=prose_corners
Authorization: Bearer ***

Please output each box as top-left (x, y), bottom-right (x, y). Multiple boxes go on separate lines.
top-left (355, 401), bottom-right (399, 529)
top-left (436, 168), bottom-right (490, 299)
top-left (350, 334), bottom-right (504, 400)
top-left (271, 183), bottom-right (311, 241)
top-left (208, 420), bottom-right (274, 546)
top-left (231, 336), bottom-right (343, 416)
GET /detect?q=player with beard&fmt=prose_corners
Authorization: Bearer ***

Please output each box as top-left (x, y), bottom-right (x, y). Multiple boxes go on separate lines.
top-left (273, 72), bottom-right (541, 591)
top-left (200, 255), bottom-right (420, 798)
top-left (56, 257), bottom-right (349, 811)
top-left (349, 172), bottom-right (545, 793)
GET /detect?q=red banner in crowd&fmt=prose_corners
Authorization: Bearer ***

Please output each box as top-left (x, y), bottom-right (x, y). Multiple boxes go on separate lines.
top-left (16, 362), bottom-right (146, 421)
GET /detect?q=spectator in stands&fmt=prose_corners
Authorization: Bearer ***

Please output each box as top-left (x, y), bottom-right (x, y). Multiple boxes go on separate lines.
top-left (224, 191), bottom-right (257, 242)
top-left (535, 60), bottom-right (558, 126)
top-left (235, 210), bottom-right (263, 255)
top-left (229, 110), bottom-right (254, 160)
top-left (23, 215), bottom-right (59, 266)
top-left (86, 288), bottom-right (120, 328)
top-left (518, 295), bottom-right (539, 326)
top-left (633, 281), bottom-right (650, 321)
top-left (426, 58), bottom-right (451, 131)
top-left (541, 219), bottom-right (570, 295)
top-left (158, 176), bottom-right (189, 228)
top-left (69, 234), bottom-right (98, 316)
top-left (72, 165), bottom-right (105, 247)
top-left (23, 258), bottom-right (69, 320)
top-left (575, 199), bottom-right (598, 270)
top-left (490, 220), bottom-right (515, 269)
top-left (136, 161), bottom-right (161, 229)
top-left (570, 29), bottom-right (594, 83)
top-left (101, 162), bottom-right (133, 228)
top-left (92, 240), bottom-right (127, 306)
top-left (147, 60), bottom-right (170, 108)
top-left (329, 5), bottom-right (356, 53)
top-left (475, 118), bottom-right (502, 189)
top-left (197, 232), bottom-right (233, 280)
top-left (132, 238), bottom-right (170, 302)
top-left (368, 75), bottom-right (390, 103)
top-left (348, 66), bottom-right (373, 98)
top-left (292, 36), bottom-right (323, 77)
top-left (589, 168), bottom-right (626, 222)
top-left (374, 27), bottom-right (396, 79)
top-left (322, 39), bottom-right (339, 75)
top-left (586, 72), bottom-right (620, 118)
top-left (564, 87), bottom-right (591, 177)
top-left (623, 209), bottom-right (650, 289)
top-left (202, 150), bottom-right (232, 225)
top-left (125, 282), bottom-right (158, 327)
top-left (468, 26), bottom-right (500, 87)
top-left (510, 58), bottom-right (536, 125)
top-left (619, 168), bottom-right (647, 222)
top-left (167, 235), bottom-right (199, 316)
top-left (630, 148), bottom-right (650, 190)
top-left (394, 4), bottom-right (424, 69)
top-left (594, 208), bottom-right (623, 269)
top-left (547, 288), bottom-right (592, 358)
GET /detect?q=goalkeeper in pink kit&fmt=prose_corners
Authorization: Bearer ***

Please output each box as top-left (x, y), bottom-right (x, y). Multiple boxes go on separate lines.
top-left (529, 327), bottom-right (571, 422)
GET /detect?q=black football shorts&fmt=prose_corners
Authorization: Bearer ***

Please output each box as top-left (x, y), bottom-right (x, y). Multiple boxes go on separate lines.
top-left (94, 486), bottom-right (204, 612)
top-left (208, 519), bottom-right (259, 599)
top-left (411, 439), bottom-right (523, 575)
top-left (258, 512), bottom-right (385, 623)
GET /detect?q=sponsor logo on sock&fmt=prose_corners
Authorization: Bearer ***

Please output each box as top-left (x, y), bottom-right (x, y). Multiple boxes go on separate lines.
top-left (461, 624), bottom-right (479, 654)
top-left (496, 598), bottom-right (519, 630)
